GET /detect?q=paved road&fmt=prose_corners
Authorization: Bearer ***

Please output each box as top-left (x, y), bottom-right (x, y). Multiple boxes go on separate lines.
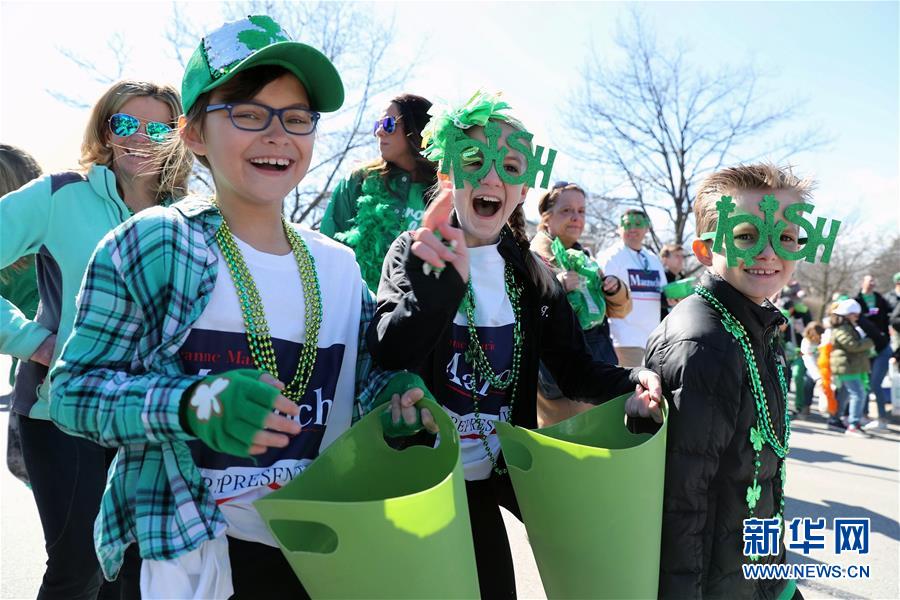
top-left (1, 353), bottom-right (897, 598)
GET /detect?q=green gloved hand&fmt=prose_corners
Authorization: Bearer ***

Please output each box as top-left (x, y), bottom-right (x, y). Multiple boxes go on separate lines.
top-left (181, 369), bottom-right (281, 457)
top-left (376, 371), bottom-right (439, 437)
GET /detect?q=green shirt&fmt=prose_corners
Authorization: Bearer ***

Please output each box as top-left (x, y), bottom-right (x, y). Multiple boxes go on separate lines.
top-left (320, 168), bottom-right (428, 290)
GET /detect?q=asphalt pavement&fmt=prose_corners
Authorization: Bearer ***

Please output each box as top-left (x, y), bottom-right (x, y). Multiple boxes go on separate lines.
top-left (1, 354), bottom-right (897, 599)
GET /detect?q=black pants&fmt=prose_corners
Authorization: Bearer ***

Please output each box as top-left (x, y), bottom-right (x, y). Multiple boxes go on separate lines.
top-left (227, 536), bottom-right (309, 599)
top-left (18, 415), bottom-right (140, 600)
top-left (465, 472), bottom-right (522, 599)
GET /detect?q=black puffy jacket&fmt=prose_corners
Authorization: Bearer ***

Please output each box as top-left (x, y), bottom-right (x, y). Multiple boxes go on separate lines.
top-left (366, 227), bottom-right (642, 429)
top-left (645, 272), bottom-right (790, 600)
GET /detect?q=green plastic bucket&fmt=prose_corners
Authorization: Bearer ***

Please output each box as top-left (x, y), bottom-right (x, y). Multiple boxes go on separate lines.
top-left (496, 393), bottom-right (667, 599)
top-left (255, 397), bottom-right (479, 599)
top-left (662, 276), bottom-right (696, 300)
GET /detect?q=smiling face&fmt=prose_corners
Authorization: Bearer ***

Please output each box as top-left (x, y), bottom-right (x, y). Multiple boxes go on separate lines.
top-left (449, 120), bottom-right (528, 247)
top-left (183, 73), bottom-right (314, 211)
top-left (545, 189), bottom-right (586, 248)
top-left (107, 96), bottom-right (174, 181)
top-left (701, 187), bottom-right (800, 304)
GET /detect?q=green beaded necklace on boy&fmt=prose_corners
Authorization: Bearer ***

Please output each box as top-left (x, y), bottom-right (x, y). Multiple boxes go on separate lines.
top-left (462, 260), bottom-right (525, 476)
top-left (214, 203), bottom-right (323, 403)
top-left (694, 285), bottom-right (790, 559)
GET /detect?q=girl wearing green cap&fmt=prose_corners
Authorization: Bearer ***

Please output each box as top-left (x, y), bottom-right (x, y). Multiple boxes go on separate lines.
top-left (49, 15), bottom-right (424, 599)
top-left (365, 92), bottom-right (664, 597)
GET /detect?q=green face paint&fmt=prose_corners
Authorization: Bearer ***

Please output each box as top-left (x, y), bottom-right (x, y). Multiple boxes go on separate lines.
top-left (439, 120), bottom-right (556, 189)
top-left (700, 195), bottom-right (840, 267)
top-left (620, 212), bottom-right (650, 230)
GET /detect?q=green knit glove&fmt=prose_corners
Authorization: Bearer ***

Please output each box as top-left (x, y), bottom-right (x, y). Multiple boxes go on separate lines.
top-left (376, 372), bottom-right (437, 437)
top-left (181, 369), bottom-right (280, 457)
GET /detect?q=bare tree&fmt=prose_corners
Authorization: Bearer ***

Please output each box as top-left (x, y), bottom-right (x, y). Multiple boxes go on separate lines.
top-left (50, 1), bottom-right (415, 227)
top-left (567, 10), bottom-right (828, 250)
top-left (795, 220), bottom-right (873, 318)
top-left (47, 34), bottom-right (131, 109)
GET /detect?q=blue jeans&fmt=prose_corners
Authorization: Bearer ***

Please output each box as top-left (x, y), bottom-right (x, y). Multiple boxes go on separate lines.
top-left (870, 345), bottom-right (892, 419)
top-left (836, 378), bottom-right (867, 427)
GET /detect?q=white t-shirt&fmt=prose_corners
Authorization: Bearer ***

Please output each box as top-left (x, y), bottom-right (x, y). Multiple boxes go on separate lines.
top-left (439, 243), bottom-right (514, 481)
top-left (178, 227), bottom-right (363, 546)
top-left (599, 242), bottom-right (666, 349)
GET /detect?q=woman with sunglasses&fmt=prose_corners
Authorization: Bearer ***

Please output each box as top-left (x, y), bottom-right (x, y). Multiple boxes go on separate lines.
top-left (320, 94), bottom-right (437, 290)
top-left (0, 79), bottom-right (187, 599)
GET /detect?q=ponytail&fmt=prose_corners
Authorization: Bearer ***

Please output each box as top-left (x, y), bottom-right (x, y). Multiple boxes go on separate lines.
top-left (507, 204), bottom-right (558, 297)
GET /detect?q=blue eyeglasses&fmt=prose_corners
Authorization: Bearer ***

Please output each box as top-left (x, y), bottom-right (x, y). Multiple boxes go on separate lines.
top-left (206, 101), bottom-right (320, 135)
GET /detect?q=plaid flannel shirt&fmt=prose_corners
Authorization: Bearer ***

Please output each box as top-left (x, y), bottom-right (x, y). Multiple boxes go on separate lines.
top-left (49, 196), bottom-right (394, 579)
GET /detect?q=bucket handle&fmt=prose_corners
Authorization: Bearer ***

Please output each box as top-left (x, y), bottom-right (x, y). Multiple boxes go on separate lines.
top-left (261, 500), bottom-right (348, 557)
top-left (371, 395), bottom-right (461, 455)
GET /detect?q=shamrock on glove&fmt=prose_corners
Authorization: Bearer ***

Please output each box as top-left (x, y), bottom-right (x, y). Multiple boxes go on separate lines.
top-left (180, 369), bottom-right (301, 457)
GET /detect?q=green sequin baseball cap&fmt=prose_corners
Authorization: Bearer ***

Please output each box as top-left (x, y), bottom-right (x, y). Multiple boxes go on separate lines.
top-left (181, 15), bottom-right (344, 115)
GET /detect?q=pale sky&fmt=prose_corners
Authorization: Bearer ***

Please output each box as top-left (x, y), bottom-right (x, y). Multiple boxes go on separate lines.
top-left (2, 0), bottom-right (898, 239)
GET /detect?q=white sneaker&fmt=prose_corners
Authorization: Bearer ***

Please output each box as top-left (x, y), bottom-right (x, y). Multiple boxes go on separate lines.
top-left (862, 419), bottom-right (889, 432)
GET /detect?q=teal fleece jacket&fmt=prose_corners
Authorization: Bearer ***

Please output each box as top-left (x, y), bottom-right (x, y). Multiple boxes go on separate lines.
top-left (0, 165), bottom-right (136, 418)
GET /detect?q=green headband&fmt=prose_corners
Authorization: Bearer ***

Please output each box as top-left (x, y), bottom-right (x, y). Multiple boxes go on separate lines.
top-left (421, 90), bottom-right (556, 189)
top-left (621, 213), bottom-right (650, 229)
top-left (699, 195), bottom-right (840, 267)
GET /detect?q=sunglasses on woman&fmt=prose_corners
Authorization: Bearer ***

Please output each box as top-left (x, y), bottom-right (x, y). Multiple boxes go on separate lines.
top-left (108, 113), bottom-right (173, 144)
top-left (373, 115), bottom-right (400, 135)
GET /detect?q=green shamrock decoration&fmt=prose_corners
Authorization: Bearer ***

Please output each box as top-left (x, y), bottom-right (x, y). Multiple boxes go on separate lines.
top-left (746, 482), bottom-right (762, 510)
top-left (239, 15), bottom-right (284, 50)
top-left (750, 426), bottom-right (764, 452)
top-left (721, 317), bottom-right (743, 340)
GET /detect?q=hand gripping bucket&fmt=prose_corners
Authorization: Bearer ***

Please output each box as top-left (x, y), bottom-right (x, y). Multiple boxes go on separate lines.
top-left (255, 397), bottom-right (479, 598)
top-left (496, 393), bottom-right (667, 599)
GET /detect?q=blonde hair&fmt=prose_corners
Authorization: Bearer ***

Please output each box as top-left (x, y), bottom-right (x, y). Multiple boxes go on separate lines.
top-left (694, 163), bottom-right (816, 236)
top-left (81, 80), bottom-right (190, 201)
top-left (537, 183), bottom-right (586, 232)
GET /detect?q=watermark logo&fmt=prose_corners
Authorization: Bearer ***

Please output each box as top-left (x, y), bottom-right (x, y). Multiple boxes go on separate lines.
top-left (742, 517), bottom-right (871, 580)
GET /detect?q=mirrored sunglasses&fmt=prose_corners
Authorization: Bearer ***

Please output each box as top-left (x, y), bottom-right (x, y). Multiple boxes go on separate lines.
top-left (373, 116), bottom-right (398, 135)
top-left (108, 113), bottom-right (173, 144)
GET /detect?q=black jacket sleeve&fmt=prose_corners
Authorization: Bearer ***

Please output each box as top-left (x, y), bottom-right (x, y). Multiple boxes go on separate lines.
top-left (646, 331), bottom-right (741, 599)
top-left (539, 282), bottom-right (642, 403)
top-left (367, 232), bottom-right (467, 370)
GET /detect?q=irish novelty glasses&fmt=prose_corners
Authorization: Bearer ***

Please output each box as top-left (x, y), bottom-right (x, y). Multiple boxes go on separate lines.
top-left (206, 102), bottom-right (320, 135)
top-left (700, 195), bottom-right (840, 266)
top-left (108, 113), bottom-right (173, 144)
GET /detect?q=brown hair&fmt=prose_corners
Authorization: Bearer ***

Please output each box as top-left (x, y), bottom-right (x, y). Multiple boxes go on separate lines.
top-left (0, 144), bottom-right (43, 284)
top-left (660, 243), bottom-right (683, 258)
top-left (537, 183), bottom-right (586, 232)
top-left (694, 163), bottom-right (816, 236)
top-left (362, 94), bottom-right (437, 187)
top-left (157, 65), bottom-right (294, 194)
top-left (81, 80), bottom-right (189, 201)
top-left (803, 321), bottom-right (825, 344)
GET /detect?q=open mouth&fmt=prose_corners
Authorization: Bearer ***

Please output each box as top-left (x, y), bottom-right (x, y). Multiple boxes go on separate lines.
top-left (472, 194), bottom-right (502, 217)
top-left (249, 157), bottom-right (294, 172)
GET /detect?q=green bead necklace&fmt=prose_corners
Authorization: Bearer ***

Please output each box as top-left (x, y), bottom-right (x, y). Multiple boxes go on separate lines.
top-left (695, 285), bottom-right (790, 560)
top-left (214, 206), bottom-right (322, 403)
top-left (463, 262), bottom-right (524, 476)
